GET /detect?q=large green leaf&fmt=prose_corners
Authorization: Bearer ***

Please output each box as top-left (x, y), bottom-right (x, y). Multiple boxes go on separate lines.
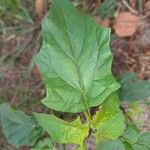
top-left (0, 103), bottom-right (43, 148)
top-left (34, 0), bottom-right (120, 113)
top-left (92, 93), bottom-right (124, 143)
top-left (34, 113), bottom-right (89, 149)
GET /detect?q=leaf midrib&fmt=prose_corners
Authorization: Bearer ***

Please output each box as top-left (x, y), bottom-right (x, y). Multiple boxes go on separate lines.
top-left (49, 4), bottom-right (90, 110)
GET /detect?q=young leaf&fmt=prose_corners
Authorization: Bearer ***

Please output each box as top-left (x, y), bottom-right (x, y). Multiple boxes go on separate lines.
top-left (0, 103), bottom-right (43, 148)
top-left (96, 140), bottom-right (125, 150)
top-left (34, 113), bottom-right (89, 149)
top-left (92, 93), bottom-right (124, 143)
top-left (34, 0), bottom-right (120, 113)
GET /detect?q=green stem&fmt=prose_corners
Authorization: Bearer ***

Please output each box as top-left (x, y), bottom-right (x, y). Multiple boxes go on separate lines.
top-left (84, 110), bottom-right (96, 129)
top-left (63, 144), bottom-right (66, 150)
top-left (138, 0), bottom-right (143, 13)
top-left (83, 93), bottom-right (91, 117)
top-left (84, 111), bottom-right (91, 124)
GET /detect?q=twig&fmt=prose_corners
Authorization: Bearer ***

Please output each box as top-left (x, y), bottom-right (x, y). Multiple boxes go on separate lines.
top-left (122, 0), bottom-right (138, 15)
top-left (120, 105), bottom-right (133, 122)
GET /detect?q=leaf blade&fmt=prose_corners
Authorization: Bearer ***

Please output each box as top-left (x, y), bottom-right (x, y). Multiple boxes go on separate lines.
top-left (34, 113), bottom-right (89, 148)
top-left (34, 0), bottom-right (120, 113)
top-left (96, 140), bottom-right (125, 150)
top-left (0, 103), bottom-right (42, 148)
top-left (120, 80), bottom-right (150, 101)
top-left (93, 93), bottom-right (125, 143)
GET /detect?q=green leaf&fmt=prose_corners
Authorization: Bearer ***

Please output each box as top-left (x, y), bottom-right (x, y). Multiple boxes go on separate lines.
top-left (96, 139), bottom-right (124, 150)
top-left (120, 80), bottom-right (150, 101)
top-left (97, 0), bottom-right (117, 19)
top-left (34, 0), bottom-right (120, 113)
top-left (133, 144), bottom-right (150, 150)
top-left (0, 103), bottom-right (43, 148)
top-left (137, 132), bottom-right (150, 147)
top-left (31, 138), bottom-right (56, 150)
top-left (122, 123), bottom-right (140, 144)
top-left (121, 131), bottom-right (150, 150)
top-left (92, 93), bottom-right (124, 143)
top-left (123, 141), bottom-right (134, 150)
top-left (34, 113), bottom-right (89, 149)
top-left (118, 72), bottom-right (137, 84)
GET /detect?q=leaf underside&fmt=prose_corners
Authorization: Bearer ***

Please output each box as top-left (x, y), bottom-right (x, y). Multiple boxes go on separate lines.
top-left (34, 0), bottom-right (120, 113)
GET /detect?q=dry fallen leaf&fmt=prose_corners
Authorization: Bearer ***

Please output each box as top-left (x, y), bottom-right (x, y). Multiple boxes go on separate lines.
top-left (94, 16), bottom-right (110, 27)
top-left (35, 0), bottom-right (44, 18)
top-left (129, 0), bottom-right (136, 8)
top-left (144, 1), bottom-right (150, 17)
top-left (113, 12), bottom-right (140, 37)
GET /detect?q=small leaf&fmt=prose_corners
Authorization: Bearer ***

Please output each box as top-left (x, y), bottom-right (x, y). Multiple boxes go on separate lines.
top-left (0, 103), bottom-right (43, 148)
top-left (118, 72), bottom-right (136, 84)
top-left (137, 132), bottom-right (150, 147)
top-left (133, 144), bottom-right (150, 150)
top-left (122, 123), bottom-right (140, 144)
top-left (93, 93), bottom-right (124, 143)
top-left (34, 0), bottom-right (120, 113)
top-left (120, 80), bottom-right (150, 101)
top-left (96, 139), bottom-right (124, 150)
top-left (31, 138), bottom-right (55, 150)
top-left (34, 113), bottom-right (89, 149)
top-left (97, 0), bottom-right (117, 19)
top-left (123, 141), bottom-right (134, 150)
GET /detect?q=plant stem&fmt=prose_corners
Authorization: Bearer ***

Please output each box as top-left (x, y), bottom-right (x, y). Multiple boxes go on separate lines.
top-left (63, 144), bottom-right (66, 150)
top-left (83, 93), bottom-right (92, 120)
top-left (138, 0), bottom-right (143, 13)
top-left (84, 111), bottom-right (92, 123)
top-left (120, 106), bottom-right (133, 122)
top-left (84, 110), bottom-right (96, 129)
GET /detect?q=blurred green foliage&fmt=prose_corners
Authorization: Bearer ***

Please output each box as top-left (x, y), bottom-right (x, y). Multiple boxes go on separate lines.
top-left (0, 0), bottom-right (33, 23)
top-left (118, 72), bottom-right (150, 102)
top-left (97, 0), bottom-right (117, 19)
